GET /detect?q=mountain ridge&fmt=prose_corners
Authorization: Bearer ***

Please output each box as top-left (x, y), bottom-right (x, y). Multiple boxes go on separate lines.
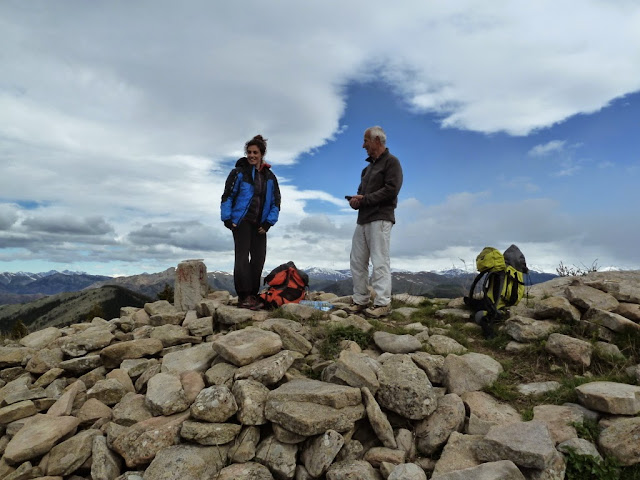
top-left (0, 267), bottom-right (557, 309)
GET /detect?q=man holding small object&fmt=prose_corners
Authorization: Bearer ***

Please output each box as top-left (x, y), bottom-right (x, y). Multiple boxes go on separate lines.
top-left (346, 126), bottom-right (403, 318)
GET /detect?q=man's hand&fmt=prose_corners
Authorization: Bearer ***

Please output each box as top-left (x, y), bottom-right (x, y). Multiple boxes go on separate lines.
top-left (349, 195), bottom-right (364, 210)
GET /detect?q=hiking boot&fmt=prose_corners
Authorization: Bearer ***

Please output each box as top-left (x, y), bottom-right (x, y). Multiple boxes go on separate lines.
top-left (249, 297), bottom-right (265, 311)
top-left (364, 304), bottom-right (391, 318)
top-left (344, 302), bottom-right (368, 314)
top-left (238, 295), bottom-right (260, 309)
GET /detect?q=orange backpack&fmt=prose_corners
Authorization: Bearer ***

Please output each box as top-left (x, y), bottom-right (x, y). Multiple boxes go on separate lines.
top-left (258, 261), bottom-right (309, 309)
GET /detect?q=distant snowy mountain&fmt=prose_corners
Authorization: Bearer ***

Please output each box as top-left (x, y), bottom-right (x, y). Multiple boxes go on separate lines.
top-left (0, 265), bottom-right (559, 306)
top-left (432, 268), bottom-right (471, 277)
top-left (0, 270), bottom-right (111, 304)
top-left (301, 266), bottom-right (351, 281)
top-left (0, 271), bottom-right (45, 286)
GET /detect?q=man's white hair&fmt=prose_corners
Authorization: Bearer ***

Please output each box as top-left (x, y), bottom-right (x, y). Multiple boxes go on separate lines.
top-left (366, 126), bottom-right (386, 145)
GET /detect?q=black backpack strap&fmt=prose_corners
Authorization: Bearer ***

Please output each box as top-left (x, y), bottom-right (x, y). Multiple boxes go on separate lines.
top-left (464, 271), bottom-right (487, 311)
top-left (504, 270), bottom-right (522, 306)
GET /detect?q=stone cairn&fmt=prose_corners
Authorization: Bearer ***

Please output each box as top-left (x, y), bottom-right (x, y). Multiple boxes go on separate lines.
top-left (1, 266), bottom-right (640, 479)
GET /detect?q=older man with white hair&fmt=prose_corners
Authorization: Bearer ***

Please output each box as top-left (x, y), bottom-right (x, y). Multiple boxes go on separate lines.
top-left (346, 126), bottom-right (403, 318)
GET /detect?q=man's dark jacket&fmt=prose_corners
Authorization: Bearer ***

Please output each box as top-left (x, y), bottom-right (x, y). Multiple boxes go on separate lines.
top-left (357, 148), bottom-right (403, 225)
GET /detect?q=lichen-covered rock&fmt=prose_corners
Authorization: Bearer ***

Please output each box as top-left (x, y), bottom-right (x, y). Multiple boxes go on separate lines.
top-left (376, 354), bottom-right (437, 420)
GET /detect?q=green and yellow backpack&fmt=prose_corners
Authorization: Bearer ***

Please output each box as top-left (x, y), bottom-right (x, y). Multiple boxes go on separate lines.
top-left (464, 244), bottom-right (528, 338)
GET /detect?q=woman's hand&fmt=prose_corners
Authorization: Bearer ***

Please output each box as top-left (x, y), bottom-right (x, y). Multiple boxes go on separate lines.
top-left (258, 222), bottom-right (271, 235)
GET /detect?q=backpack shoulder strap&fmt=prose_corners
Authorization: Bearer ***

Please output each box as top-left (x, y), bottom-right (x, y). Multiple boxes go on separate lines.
top-left (464, 271), bottom-right (487, 310)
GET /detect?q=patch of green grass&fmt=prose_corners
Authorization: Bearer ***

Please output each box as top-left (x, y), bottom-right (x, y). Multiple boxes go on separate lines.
top-left (620, 465), bottom-right (640, 480)
top-left (590, 349), bottom-right (630, 379)
top-left (417, 299), bottom-right (440, 316)
top-left (318, 325), bottom-right (373, 359)
top-left (483, 371), bottom-right (520, 402)
top-left (390, 298), bottom-right (408, 310)
top-left (412, 314), bottom-right (439, 329)
top-left (387, 311), bottom-right (410, 323)
top-left (480, 341), bottom-right (592, 411)
top-left (367, 319), bottom-right (413, 335)
top-left (304, 310), bottom-right (327, 327)
top-left (440, 327), bottom-right (470, 349)
top-left (8, 319), bottom-right (29, 339)
top-left (572, 418), bottom-right (600, 443)
top-left (483, 330), bottom-right (512, 350)
top-left (611, 328), bottom-right (640, 364)
top-left (532, 376), bottom-right (583, 406)
top-left (520, 407), bottom-right (534, 421)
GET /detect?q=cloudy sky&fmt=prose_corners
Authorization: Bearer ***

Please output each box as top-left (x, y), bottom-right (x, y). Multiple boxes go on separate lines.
top-left (1, 1), bottom-right (639, 277)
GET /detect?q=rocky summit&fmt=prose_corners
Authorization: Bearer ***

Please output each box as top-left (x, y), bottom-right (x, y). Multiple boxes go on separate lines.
top-left (1, 263), bottom-right (640, 480)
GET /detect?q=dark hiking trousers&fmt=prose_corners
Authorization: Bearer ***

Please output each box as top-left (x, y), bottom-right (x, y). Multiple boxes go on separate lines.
top-left (232, 221), bottom-right (267, 298)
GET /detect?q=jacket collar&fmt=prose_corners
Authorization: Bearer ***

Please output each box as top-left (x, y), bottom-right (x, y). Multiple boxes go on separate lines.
top-left (236, 157), bottom-right (271, 171)
top-left (366, 148), bottom-right (389, 163)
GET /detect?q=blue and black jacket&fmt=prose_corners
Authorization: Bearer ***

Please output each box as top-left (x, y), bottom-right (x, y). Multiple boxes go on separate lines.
top-left (220, 157), bottom-right (281, 230)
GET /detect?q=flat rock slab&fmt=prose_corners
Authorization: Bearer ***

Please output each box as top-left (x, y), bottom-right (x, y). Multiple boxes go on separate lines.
top-left (473, 420), bottom-right (556, 470)
top-left (432, 432), bottom-right (483, 475)
top-left (212, 327), bottom-right (282, 366)
top-left (143, 444), bottom-right (228, 480)
top-left (326, 459), bottom-right (382, 480)
top-left (267, 378), bottom-right (362, 409)
top-left (565, 285), bottom-right (619, 311)
top-left (20, 327), bottom-right (62, 349)
top-left (234, 350), bottom-right (301, 386)
top-left (598, 417), bottom-right (640, 466)
top-left (217, 462), bottom-right (274, 480)
top-left (443, 352), bottom-right (503, 395)
top-left (431, 460), bottom-right (525, 480)
top-left (0, 347), bottom-right (35, 368)
top-left (100, 338), bottom-right (164, 368)
top-left (161, 342), bottom-right (217, 374)
top-left (517, 381), bottom-right (561, 397)
top-left (576, 381), bottom-right (640, 414)
top-left (373, 331), bottom-right (422, 354)
top-left (265, 398), bottom-right (365, 436)
top-left (376, 354), bottom-right (437, 420)
top-left (3, 414), bottom-right (81, 464)
top-left (215, 305), bottom-right (255, 325)
top-left (461, 391), bottom-right (520, 436)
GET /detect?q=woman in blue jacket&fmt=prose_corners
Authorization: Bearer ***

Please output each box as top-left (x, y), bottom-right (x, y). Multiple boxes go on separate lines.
top-left (221, 135), bottom-right (281, 309)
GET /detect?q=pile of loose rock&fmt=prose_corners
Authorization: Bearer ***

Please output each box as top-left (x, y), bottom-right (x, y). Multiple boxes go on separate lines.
top-left (1, 267), bottom-right (640, 480)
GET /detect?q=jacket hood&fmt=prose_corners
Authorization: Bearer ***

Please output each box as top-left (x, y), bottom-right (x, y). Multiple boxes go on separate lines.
top-left (235, 157), bottom-right (250, 168)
